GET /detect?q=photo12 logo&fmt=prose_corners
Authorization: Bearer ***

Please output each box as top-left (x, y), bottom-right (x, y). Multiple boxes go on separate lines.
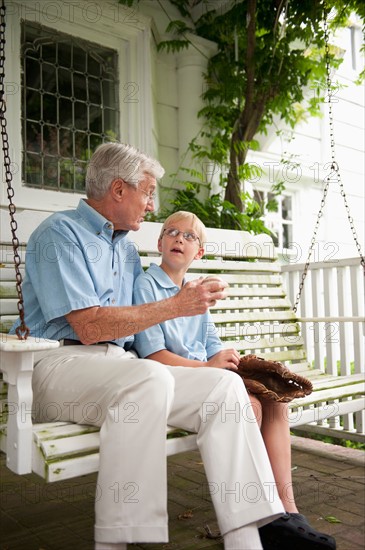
top-left (6, 2), bottom-right (139, 25)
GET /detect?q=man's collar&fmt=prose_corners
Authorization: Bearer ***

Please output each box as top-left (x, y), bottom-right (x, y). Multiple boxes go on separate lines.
top-left (77, 199), bottom-right (128, 242)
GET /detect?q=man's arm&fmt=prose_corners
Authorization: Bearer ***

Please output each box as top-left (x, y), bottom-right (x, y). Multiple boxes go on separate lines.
top-left (66, 278), bottom-right (228, 345)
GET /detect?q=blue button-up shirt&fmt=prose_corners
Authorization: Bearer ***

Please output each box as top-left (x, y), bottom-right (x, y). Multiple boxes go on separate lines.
top-left (10, 199), bottom-right (143, 347)
top-left (133, 263), bottom-right (223, 360)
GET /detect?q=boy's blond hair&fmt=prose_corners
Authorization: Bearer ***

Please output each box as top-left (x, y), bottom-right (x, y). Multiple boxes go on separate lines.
top-left (159, 211), bottom-right (207, 245)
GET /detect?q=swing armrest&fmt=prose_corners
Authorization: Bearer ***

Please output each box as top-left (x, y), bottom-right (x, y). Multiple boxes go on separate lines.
top-left (0, 335), bottom-right (59, 474)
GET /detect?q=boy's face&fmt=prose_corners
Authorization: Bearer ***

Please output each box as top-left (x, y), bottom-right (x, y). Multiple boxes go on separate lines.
top-left (158, 219), bottom-right (204, 271)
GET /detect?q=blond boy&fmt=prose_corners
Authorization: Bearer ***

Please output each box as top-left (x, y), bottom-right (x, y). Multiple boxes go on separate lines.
top-left (133, 211), bottom-right (336, 550)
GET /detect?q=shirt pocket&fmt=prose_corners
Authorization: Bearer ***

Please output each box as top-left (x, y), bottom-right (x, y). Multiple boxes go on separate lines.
top-left (119, 270), bottom-right (135, 306)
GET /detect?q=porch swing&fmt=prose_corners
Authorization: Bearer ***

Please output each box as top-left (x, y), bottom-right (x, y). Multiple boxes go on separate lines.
top-left (0, 1), bottom-right (364, 481)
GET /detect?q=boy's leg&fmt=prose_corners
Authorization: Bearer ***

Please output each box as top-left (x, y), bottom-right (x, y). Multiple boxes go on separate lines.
top-left (33, 346), bottom-right (175, 543)
top-left (260, 401), bottom-right (298, 512)
top-left (166, 366), bottom-right (285, 536)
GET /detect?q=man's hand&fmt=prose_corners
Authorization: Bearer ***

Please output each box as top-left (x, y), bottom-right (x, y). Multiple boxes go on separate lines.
top-left (206, 348), bottom-right (240, 370)
top-left (65, 277), bottom-right (228, 345)
top-left (173, 277), bottom-right (228, 317)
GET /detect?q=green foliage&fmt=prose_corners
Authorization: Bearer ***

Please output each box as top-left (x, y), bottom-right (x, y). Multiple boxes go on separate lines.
top-left (165, 19), bottom-right (193, 34)
top-left (119, 0), bottom-right (137, 6)
top-left (147, 168), bottom-right (273, 235)
top-left (119, 0), bottom-right (364, 229)
top-left (292, 430), bottom-right (365, 451)
top-left (157, 39), bottom-right (190, 53)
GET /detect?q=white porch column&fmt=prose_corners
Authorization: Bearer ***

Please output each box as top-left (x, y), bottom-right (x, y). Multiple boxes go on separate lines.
top-left (176, 37), bottom-right (217, 172)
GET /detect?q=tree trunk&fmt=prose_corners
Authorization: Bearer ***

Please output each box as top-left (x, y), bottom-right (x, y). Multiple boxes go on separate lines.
top-left (224, 0), bottom-right (284, 211)
top-left (224, 96), bottom-right (268, 209)
top-left (224, 0), bottom-right (257, 211)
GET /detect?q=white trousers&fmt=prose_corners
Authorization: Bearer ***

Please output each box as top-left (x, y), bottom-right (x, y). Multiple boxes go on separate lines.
top-left (33, 344), bottom-right (284, 543)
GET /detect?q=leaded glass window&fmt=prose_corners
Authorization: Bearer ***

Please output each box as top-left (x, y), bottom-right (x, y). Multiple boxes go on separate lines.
top-left (21, 22), bottom-right (119, 192)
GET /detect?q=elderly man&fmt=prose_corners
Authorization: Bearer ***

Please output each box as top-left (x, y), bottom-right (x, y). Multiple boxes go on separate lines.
top-left (11, 143), bottom-right (284, 550)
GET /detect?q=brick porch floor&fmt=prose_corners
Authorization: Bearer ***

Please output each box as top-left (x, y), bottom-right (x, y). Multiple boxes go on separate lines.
top-left (1, 436), bottom-right (364, 550)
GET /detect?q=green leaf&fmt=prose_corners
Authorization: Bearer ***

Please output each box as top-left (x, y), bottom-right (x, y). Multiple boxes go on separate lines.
top-left (165, 20), bottom-right (193, 35)
top-left (118, 0), bottom-right (137, 6)
top-left (324, 516), bottom-right (342, 524)
top-left (157, 40), bottom-right (189, 53)
top-left (266, 198), bottom-right (278, 212)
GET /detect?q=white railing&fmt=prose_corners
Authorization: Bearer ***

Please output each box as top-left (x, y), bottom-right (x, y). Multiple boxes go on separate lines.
top-left (281, 257), bottom-right (365, 438)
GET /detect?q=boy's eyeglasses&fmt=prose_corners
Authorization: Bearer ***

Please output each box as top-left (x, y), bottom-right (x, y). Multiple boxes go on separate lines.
top-left (163, 227), bottom-right (201, 246)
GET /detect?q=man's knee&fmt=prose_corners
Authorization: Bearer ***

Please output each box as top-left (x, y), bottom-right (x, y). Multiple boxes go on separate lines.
top-left (116, 358), bottom-right (175, 403)
top-left (144, 359), bottom-right (175, 395)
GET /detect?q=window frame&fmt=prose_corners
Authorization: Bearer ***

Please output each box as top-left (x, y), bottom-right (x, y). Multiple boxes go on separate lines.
top-left (253, 188), bottom-right (295, 251)
top-left (22, 21), bottom-right (121, 193)
top-left (2, 2), bottom-right (153, 211)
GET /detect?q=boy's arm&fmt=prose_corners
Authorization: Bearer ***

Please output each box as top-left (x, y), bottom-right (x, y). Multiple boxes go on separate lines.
top-left (147, 348), bottom-right (239, 370)
top-left (204, 310), bottom-right (226, 359)
top-left (134, 275), bottom-right (238, 368)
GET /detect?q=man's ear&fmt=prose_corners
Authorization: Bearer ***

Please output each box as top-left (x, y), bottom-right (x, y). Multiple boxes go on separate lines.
top-left (194, 247), bottom-right (205, 260)
top-left (110, 179), bottom-right (124, 201)
top-left (157, 238), bottom-right (163, 253)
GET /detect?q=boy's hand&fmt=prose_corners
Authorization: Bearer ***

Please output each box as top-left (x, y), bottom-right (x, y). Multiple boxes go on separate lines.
top-left (206, 349), bottom-right (240, 370)
top-left (173, 277), bottom-right (228, 316)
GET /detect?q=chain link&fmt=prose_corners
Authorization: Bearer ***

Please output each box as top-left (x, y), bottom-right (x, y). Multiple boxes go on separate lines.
top-left (293, 3), bottom-right (365, 313)
top-left (0, 0), bottom-right (29, 339)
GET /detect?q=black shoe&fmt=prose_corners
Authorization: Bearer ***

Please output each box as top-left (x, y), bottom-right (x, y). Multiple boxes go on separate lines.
top-left (259, 512), bottom-right (336, 550)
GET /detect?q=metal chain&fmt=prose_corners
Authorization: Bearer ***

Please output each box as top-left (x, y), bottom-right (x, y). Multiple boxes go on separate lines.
top-left (0, 0), bottom-right (29, 339)
top-left (323, 8), bottom-right (365, 272)
top-left (293, 4), bottom-right (365, 313)
top-left (293, 177), bottom-right (331, 313)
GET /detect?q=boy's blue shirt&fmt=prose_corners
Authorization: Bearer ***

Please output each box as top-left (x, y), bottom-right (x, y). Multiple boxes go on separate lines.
top-left (10, 199), bottom-right (143, 348)
top-left (133, 263), bottom-right (223, 360)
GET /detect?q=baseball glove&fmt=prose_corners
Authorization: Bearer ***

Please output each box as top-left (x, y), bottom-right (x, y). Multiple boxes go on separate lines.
top-left (236, 354), bottom-right (313, 403)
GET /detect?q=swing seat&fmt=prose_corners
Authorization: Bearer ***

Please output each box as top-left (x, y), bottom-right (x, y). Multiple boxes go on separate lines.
top-left (1, 216), bottom-right (364, 482)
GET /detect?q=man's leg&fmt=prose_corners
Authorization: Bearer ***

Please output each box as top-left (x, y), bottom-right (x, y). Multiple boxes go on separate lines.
top-left (33, 345), bottom-right (175, 543)
top-left (166, 366), bottom-right (285, 537)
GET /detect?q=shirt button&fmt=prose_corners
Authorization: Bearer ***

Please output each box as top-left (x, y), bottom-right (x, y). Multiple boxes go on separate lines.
top-left (114, 271), bottom-right (117, 276)
top-left (111, 298), bottom-right (116, 304)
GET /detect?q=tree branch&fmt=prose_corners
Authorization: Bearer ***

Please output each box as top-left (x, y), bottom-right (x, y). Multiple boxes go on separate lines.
top-left (245, 0), bottom-right (257, 109)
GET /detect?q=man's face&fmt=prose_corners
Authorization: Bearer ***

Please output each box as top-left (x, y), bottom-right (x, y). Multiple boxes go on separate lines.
top-left (113, 173), bottom-right (156, 231)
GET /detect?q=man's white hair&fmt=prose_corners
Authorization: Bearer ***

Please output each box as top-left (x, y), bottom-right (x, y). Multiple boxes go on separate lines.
top-left (85, 142), bottom-right (165, 199)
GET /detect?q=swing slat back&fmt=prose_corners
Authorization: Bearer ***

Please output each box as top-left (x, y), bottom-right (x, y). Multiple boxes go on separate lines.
top-left (0, 212), bottom-right (364, 481)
